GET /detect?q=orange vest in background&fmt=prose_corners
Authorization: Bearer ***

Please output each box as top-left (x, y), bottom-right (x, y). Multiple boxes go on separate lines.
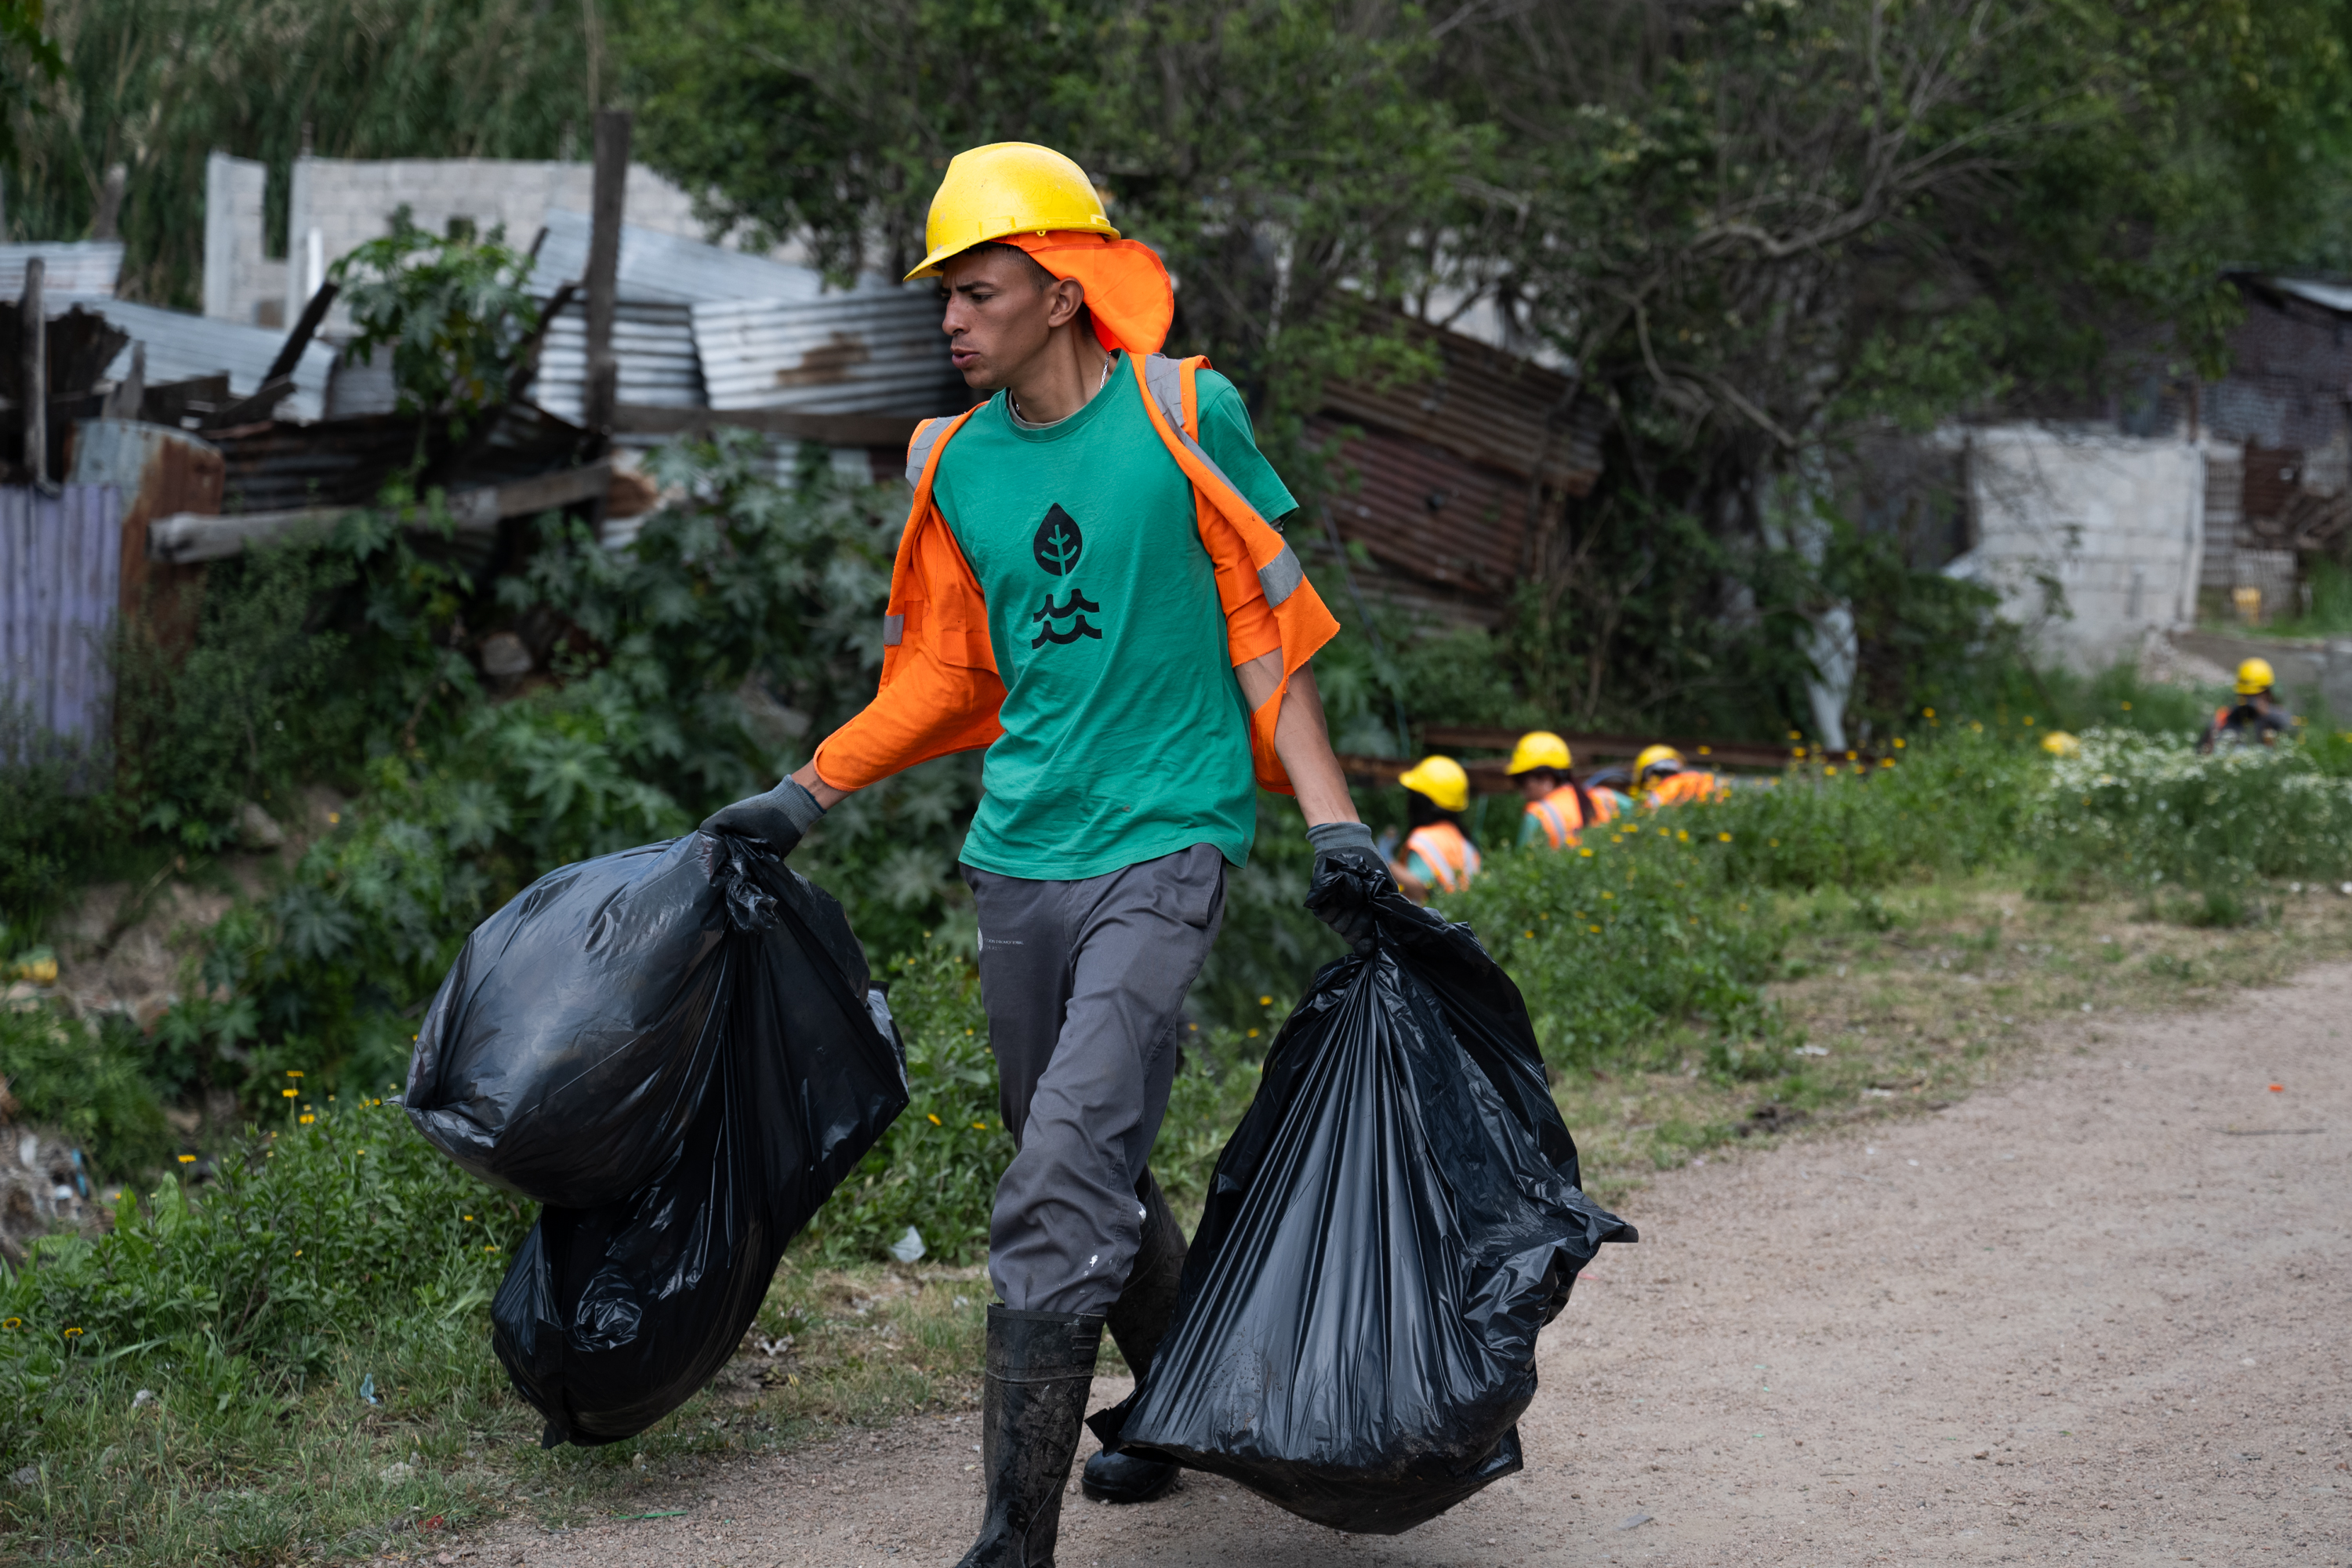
top-left (1644, 771), bottom-right (1722, 809)
top-left (1398, 822), bottom-right (1481, 895)
top-left (812, 354), bottom-right (1340, 795)
top-left (1527, 782), bottom-right (1615, 848)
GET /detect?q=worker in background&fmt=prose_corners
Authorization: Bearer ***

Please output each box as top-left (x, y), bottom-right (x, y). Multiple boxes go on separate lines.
top-left (1635, 744), bottom-right (1724, 808)
top-left (1510, 730), bottom-right (1613, 848)
top-left (2199, 658), bottom-right (2293, 753)
top-left (698, 142), bottom-right (1379, 1565)
top-left (1392, 756), bottom-right (1482, 898)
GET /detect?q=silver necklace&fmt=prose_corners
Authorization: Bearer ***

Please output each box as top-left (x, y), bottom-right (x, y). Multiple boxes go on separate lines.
top-left (1009, 354), bottom-right (1113, 426)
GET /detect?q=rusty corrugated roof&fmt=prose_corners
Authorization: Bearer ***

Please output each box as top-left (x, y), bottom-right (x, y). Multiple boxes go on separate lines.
top-left (1308, 415), bottom-right (1537, 597)
top-left (1318, 313), bottom-right (1606, 494)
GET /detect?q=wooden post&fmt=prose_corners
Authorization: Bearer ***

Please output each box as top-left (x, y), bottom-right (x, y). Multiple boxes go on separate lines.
top-left (20, 256), bottom-right (45, 489)
top-left (583, 108), bottom-right (630, 432)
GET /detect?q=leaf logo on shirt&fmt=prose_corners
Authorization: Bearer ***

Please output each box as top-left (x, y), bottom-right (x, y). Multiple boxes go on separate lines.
top-left (1033, 504), bottom-right (1084, 576)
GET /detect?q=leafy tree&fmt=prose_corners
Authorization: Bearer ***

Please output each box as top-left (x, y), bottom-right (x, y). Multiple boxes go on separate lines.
top-left (619, 0), bottom-right (1483, 455)
top-left (5, 0), bottom-right (593, 303)
top-left (0, 0), bottom-right (65, 171)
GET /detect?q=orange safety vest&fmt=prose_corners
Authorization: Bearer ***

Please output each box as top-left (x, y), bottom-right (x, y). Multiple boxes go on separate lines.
top-left (1643, 771), bottom-right (1722, 809)
top-left (811, 354), bottom-right (1341, 794)
top-left (1398, 822), bottom-right (1481, 895)
top-left (1526, 782), bottom-right (1614, 849)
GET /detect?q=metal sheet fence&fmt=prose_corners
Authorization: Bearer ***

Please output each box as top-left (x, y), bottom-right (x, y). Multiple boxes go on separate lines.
top-left (0, 484), bottom-right (125, 751)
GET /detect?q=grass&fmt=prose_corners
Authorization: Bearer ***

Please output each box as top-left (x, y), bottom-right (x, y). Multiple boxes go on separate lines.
top-left (16, 722), bottom-right (2352, 1561)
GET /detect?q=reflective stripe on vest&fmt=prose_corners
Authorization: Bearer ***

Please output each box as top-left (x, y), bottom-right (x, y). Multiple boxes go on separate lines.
top-left (1141, 354), bottom-right (1305, 605)
top-left (1403, 823), bottom-right (1479, 894)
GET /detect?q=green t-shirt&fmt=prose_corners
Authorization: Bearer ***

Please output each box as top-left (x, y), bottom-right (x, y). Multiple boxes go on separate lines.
top-left (931, 355), bottom-right (1298, 880)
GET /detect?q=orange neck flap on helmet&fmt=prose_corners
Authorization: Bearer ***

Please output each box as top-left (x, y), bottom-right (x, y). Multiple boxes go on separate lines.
top-left (1000, 231), bottom-right (1174, 357)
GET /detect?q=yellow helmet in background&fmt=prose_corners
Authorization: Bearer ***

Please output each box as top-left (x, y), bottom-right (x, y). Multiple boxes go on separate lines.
top-left (2236, 657), bottom-right (2275, 697)
top-left (1633, 744), bottom-right (1684, 782)
top-left (906, 142), bottom-right (1120, 281)
top-left (2041, 730), bottom-right (2082, 757)
top-left (1507, 731), bottom-right (1573, 775)
top-left (1398, 755), bottom-right (1472, 813)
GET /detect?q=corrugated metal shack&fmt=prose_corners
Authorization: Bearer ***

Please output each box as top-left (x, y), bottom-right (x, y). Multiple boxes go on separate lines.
top-left (517, 209), bottom-right (968, 499)
top-left (2198, 274), bottom-right (2352, 616)
top-left (1306, 314), bottom-right (1608, 626)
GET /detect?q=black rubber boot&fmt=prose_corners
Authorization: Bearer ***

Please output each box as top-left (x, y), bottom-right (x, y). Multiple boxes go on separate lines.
top-left (955, 1306), bottom-right (1102, 1568)
top-left (1082, 1171), bottom-right (1187, 1504)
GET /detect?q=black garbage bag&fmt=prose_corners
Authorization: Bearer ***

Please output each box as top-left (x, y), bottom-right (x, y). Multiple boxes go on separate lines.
top-left (1093, 867), bottom-right (1635, 1534)
top-left (412, 833), bottom-right (906, 1446)
top-left (405, 833), bottom-right (789, 1208)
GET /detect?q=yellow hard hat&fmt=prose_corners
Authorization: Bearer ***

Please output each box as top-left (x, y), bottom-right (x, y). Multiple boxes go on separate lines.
top-left (1633, 744), bottom-right (1683, 782)
top-left (2041, 730), bottom-right (2081, 757)
top-left (2236, 657), bottom-right (2275, 696)
top-left (905, 143), bottom-right (1120, 281)
top-left (1507, 731), bottom-right (1573, 775)
top-left (1398, 755), bottom-right (1471, 813)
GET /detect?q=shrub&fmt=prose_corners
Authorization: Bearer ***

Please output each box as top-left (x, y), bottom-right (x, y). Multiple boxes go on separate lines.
top-left (0, 1093), bottom-right (524, 1457)
top-left (2030, 728), bottom-right (2352, 894)
top-left (1441, 823), bottom-right (1791, 1072)
top-left (0, 1007), bottom-right (172, 1180)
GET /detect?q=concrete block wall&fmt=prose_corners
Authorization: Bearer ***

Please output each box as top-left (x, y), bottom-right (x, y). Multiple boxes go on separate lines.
top-left (1955, 426), bottom-right (2207, 671)
top-left (282, 158), bottom-right (715, 335)
top-left (205, 153), bottom-right (742, 337)
top-left (201, 153), bottom-right (287, 326)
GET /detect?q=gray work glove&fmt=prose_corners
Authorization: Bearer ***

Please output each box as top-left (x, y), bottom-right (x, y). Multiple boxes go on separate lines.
top-left (1305, 819), bottom-right (1394, 952)
top-left (699, 775), bottom-right (826, 858)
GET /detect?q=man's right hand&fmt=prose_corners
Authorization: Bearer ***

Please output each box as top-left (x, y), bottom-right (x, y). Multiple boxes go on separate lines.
top-left (699, 776), bottom-right (828, 858)
top-left (1305, 820), bottom-right (1393, 951)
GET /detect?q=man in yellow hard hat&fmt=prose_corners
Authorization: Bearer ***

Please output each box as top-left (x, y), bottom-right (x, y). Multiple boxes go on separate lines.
top-left (1633, 744), bottom-right (1723, 808)
top-left (699, 142), bottom-right (1384, 1559)
top-left (2198, 658), bottom-right (2292, 753)
top-left (1391, 756), bottom-right (1482, 898)
top-left (1508, 730), bottom-right (1614, 849)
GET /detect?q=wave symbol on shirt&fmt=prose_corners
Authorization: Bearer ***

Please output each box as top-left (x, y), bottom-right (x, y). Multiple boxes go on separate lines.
top-left (1030, 590), bottom-right (1103, 648)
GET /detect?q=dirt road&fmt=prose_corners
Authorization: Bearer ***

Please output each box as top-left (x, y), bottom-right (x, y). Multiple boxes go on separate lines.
top-left (482, 964), bottom-right (2352, 1566)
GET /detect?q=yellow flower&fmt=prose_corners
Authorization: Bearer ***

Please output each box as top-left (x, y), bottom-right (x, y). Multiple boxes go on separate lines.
top-left (1578, 848), bottom-right (1593, 858)
top-left (1247, 1028), bottom-right (1261, 1039)
top-left (971, 1122), bottom-right (988, 1131)
top-left (1588, 925), bottom-right (1601, 934)
top-left (177, 1155), bottom-right (195, 1164)
top-left (1523, 931), bottom-right (1535, 939)
top-left (927, 1113), bottom-right (942, 1126)
top-left (299, 1114), bottom-right (314, 1125)
top-left (294, 1250), bottom-right (302, 1258)
top-left (1922, 707), bottom-right (1935, 718)
top-left (63, 1327), bottom-right (82, 1338)
top-left (1676, 829), bottom-right (1689, 842)
top-left (1893, 738), bottom-right (1906, 749)
top-left (281, 1089), bottom-right (297, 1098)
top-left (1824, 765), bottom-right (1838, 775)
top-left (485, 1245), bottom-right (499, 1253)
top-left (1258, 995), bottom-right (1272, 1007)
top-left (1718, 832), bottom-right (1732, 842)
top-left (286, 1069), bottom-right (303, 1078)
top-left (2, 1318), bottom-right (21, 1330)
top-left (463, 1215), bottom-right (474, 1222)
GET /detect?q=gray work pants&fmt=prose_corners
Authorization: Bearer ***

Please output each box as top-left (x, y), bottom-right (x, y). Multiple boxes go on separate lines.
top-left (962, 844), bottom-right (1227, 1316)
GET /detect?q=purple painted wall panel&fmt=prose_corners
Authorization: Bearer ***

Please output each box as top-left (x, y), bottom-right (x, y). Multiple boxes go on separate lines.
top-left (0, 483), bottom-right (125, 749)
